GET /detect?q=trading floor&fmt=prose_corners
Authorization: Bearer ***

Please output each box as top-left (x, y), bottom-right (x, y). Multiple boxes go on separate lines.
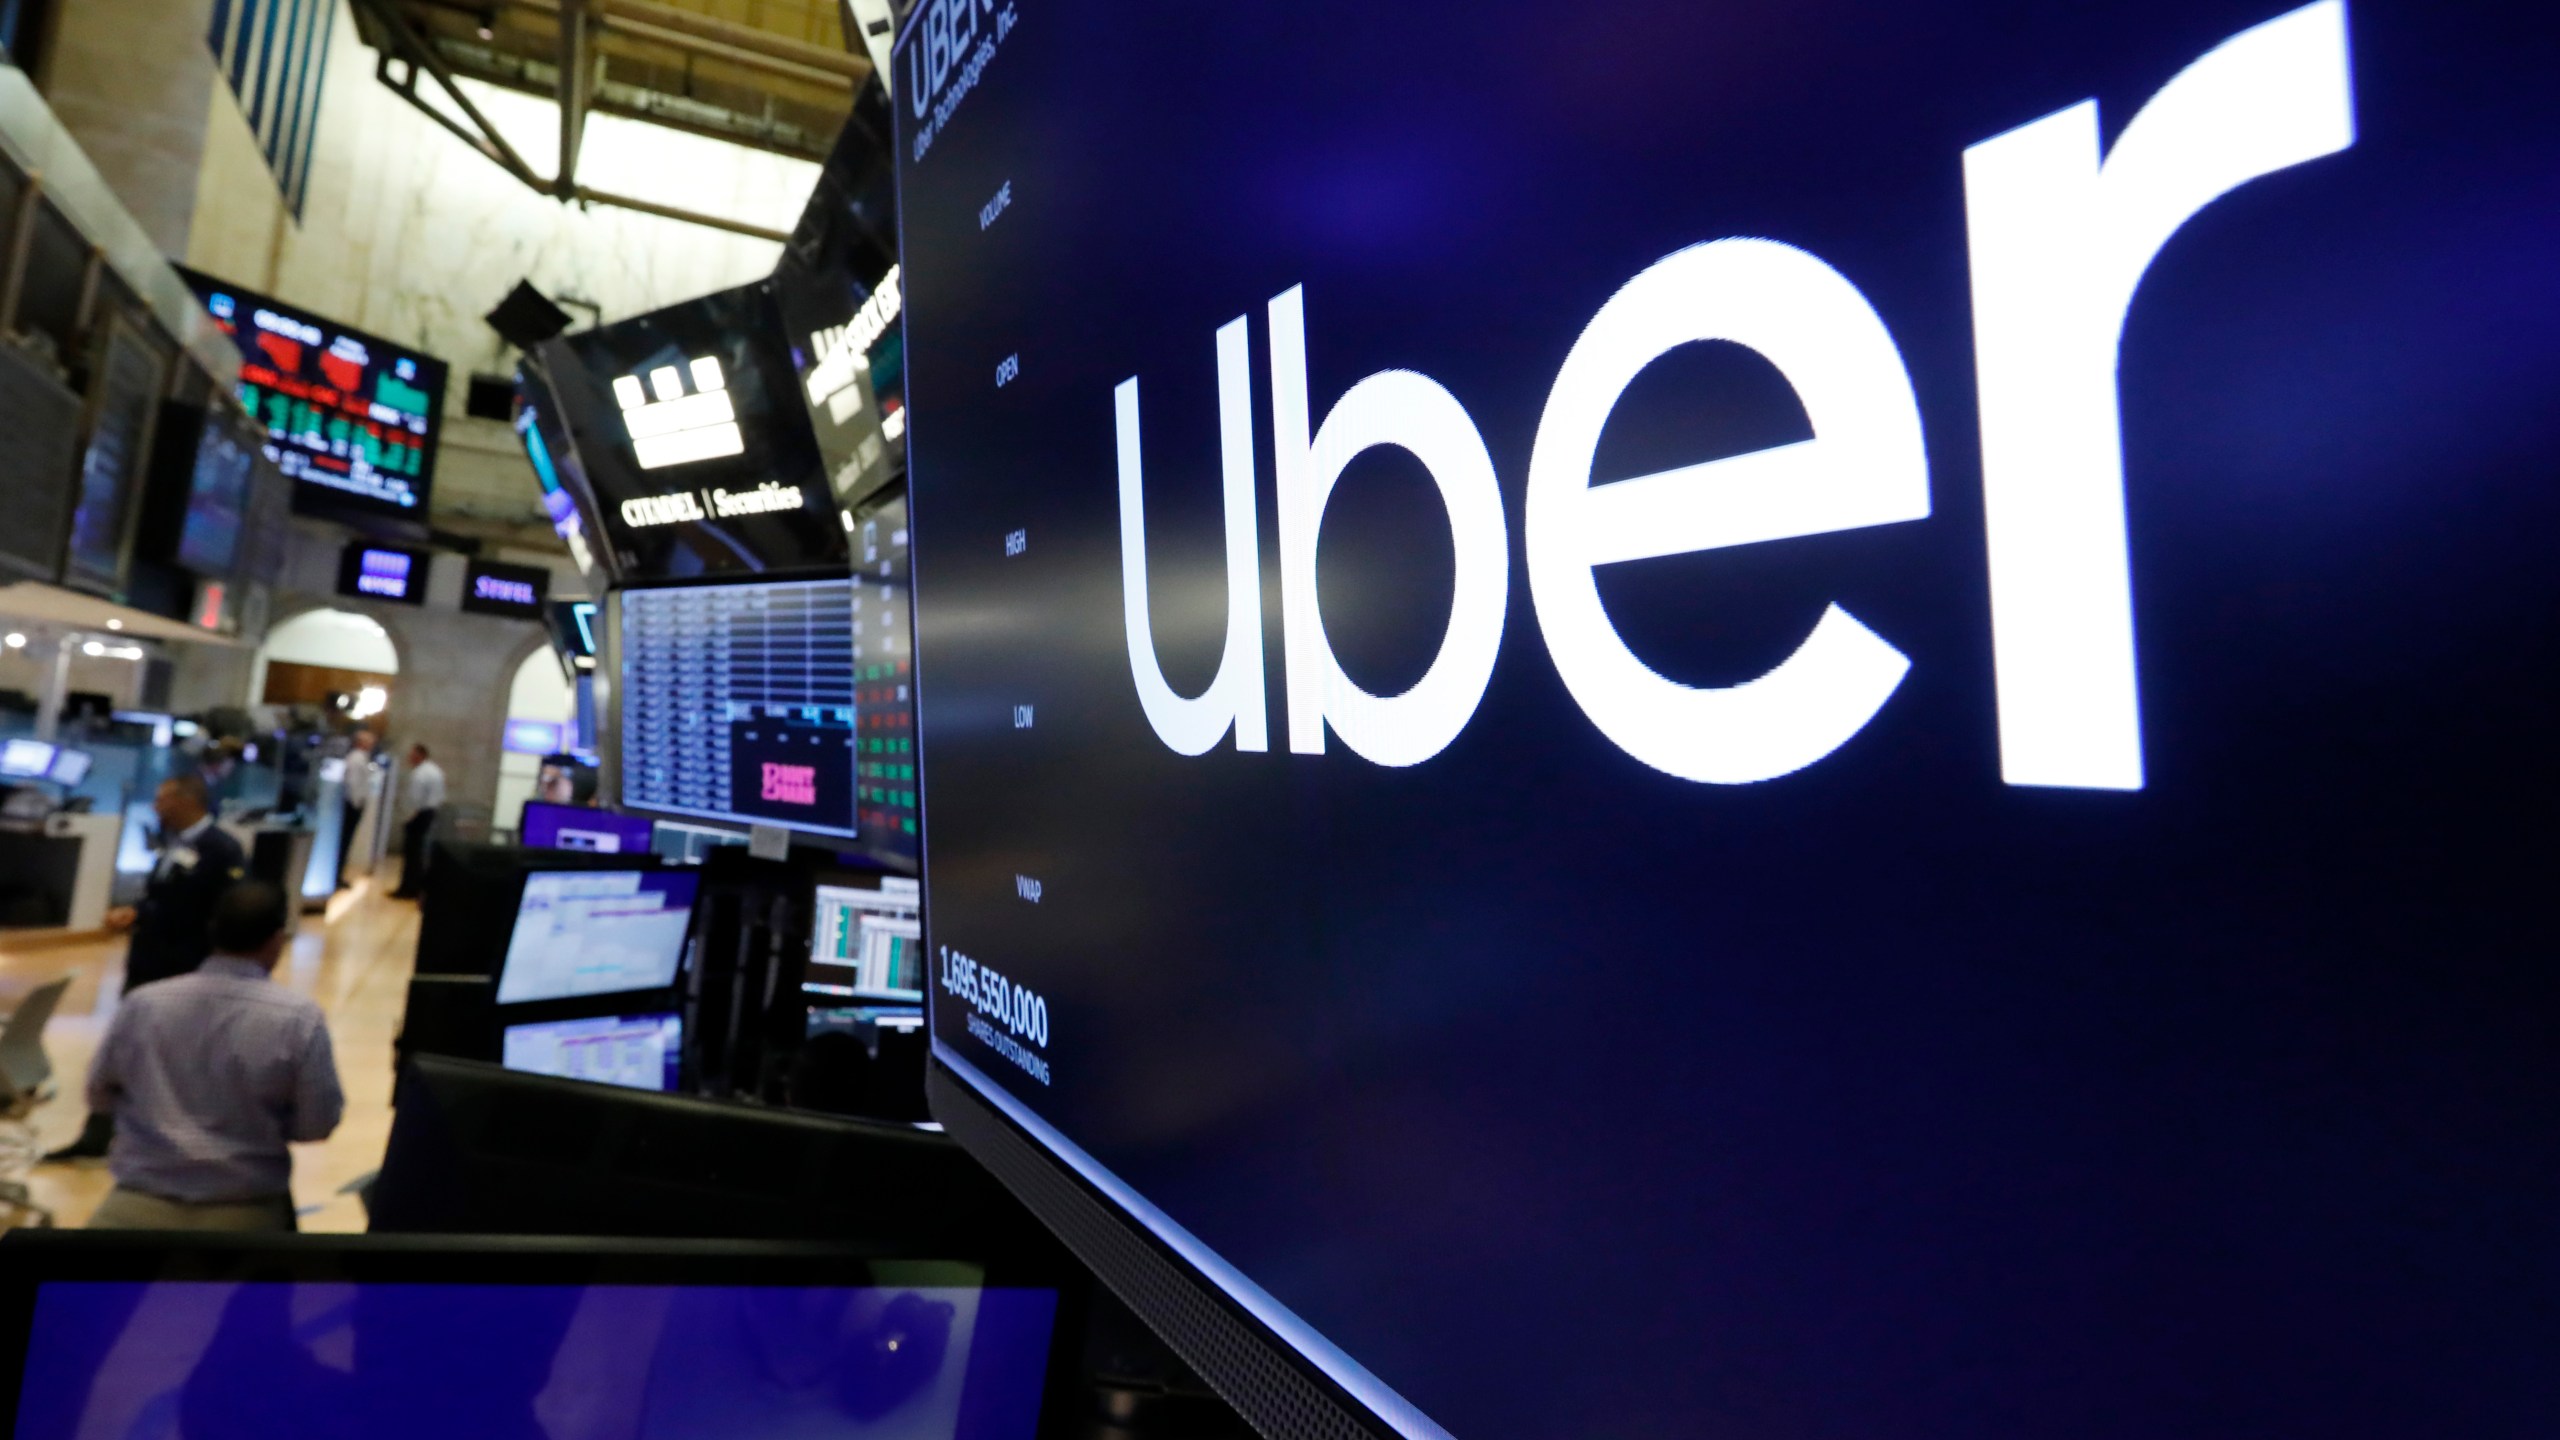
top-left (0, 884), bottom-right (411, 1233)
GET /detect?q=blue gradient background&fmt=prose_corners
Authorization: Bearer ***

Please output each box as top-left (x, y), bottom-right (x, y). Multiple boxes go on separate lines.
top-left (900, 3), bottom-right (2560, 1436)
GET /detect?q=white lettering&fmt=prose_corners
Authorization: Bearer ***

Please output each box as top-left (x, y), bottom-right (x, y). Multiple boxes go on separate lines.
top-left (1114, 315), bottom-right (1268, 756)
top-left (1269, 285), bottom-right (1508, 768)
top-left (1524, 238), bottom-right (1929, 784)
top-left (1964, 0), bottom-right (2353, 790)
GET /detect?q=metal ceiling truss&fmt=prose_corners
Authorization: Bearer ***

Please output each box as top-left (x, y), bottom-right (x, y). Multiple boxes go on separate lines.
top-left (351, 0), bottom-right (867, 243)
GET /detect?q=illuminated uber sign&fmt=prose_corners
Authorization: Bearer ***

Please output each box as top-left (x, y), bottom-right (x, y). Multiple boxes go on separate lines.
top-left (1118, 2), bottom-right (2352, 793)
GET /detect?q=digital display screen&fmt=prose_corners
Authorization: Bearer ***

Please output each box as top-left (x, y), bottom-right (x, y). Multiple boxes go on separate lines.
top-left (460, 557), bottom-right (550, 617)
top-left (45, 748), bottom-right (92, 786)
top-left (615, 577), bottom-right (860, 840)
top-left (895, 4), bottom-right (2560, 1440)
top-left (174, 409), bottom-right (259, 576)
top-left (850, 491), bottom-right (917, 864)
top-left (520, 801), bottom-right (653, 854)
top-left (773, 89), bottom-right (905, 504)
top-left (502, 1011), bottom-right (682, 1091)
top-left (808, 878), bottom-right (923, 1000)
top-left (63, 323), bottom-right (165, 596)
top-left (14, 1277), bottom-right (1060, 1440)
top-left (180, 267), bottom-right (446, 519)
top-left (541, 284), bottom-right (844, 580)
top-left (495, 869), bottom-right (698, 1005)
top-left (335, 542), bottom-right (428, 605)
top-left (0, 739), bottom-right (57, 778)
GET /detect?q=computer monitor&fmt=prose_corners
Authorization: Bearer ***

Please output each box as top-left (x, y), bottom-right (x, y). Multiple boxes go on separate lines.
top-left (519, 800), bottom-right (653, 854)
top-left (0, 740), bottom-right (55, 779)
top-left (495, 869), bottom-right (699, 1005)
top-left (807, 877), bottom-right (921, 1000)
top-left (0, 1233), bottom-right (1079, 1440)
top-left (893, 4), bottom-right (2559, 1439)
top-left (502, 1011), bottom-right (681, 1092)
top-left (42, 749), bottom-right (89, 787)
top-left (613, 575), bottom-right (861, 842)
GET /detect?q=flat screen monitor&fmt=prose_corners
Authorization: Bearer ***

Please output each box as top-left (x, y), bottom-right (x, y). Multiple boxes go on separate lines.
top-left (461, 557), bottom-right (549, 617)
top-left (174, 405), bottom-right (259, 575)
top-left (178, 267), bottom-right (446, 521)
top-left (893, 4), bottom-right (2560, 1440)
top-left (502, 1011), bottom-right (681, 1092)
top-left (495, 869), bottom-right (698, 1005)
top-left (614, 576), bottom-right (859, 841)
top-left (808, 878), bottom-right (922, 1001)
top-left (846, 489), bottom-right (918, 867)
top-left (43, 748), bottom-right (90, 787)
top-left (0, 740), bottom-right (56, 779)
top-left (520, 800), bottom-right (654, 854)
top-left (539, 282), bottom-right (844, 580)
top-left (336, 541), bottom-right (428, 605)
top-left (0, 1236), bottom-right (1072, 1440)
top-left (62, 320), bottom-right (165, 597)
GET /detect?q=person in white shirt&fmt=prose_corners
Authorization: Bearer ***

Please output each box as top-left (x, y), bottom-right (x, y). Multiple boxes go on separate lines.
top-left (389, 743), bottom-right (446, 900)
top-left (337, 728), bottom-right (379, 886)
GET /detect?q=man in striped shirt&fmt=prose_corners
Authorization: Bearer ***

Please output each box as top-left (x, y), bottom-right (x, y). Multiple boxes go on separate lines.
top-left (84, 880), bottom-right (344, 1230)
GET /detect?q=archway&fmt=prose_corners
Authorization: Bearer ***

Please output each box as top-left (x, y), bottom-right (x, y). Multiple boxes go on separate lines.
top-left (252, 608), bottom-right (401, 729)
top-left (492, 646), bottom-right (577, 837)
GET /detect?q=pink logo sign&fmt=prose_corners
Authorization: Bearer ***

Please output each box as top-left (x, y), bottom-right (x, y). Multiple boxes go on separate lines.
top-left (761, 762), bottom-right (818, 805)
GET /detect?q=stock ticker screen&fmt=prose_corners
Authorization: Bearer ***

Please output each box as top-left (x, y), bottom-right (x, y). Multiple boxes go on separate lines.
top-left (179, 268), bottom-right (446, 520)
top-left (850, 491), bottom-right (918, 859)
top-left (617, 577), bottom-right (861, 839)
top-left (894, 3), bottom-right (2560, 1440)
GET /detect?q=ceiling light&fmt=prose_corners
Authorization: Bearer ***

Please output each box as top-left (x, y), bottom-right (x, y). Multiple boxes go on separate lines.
top-left (2, 633), bottom-right (22, 649)
top-left (105, 618), bottom-right (122, 630)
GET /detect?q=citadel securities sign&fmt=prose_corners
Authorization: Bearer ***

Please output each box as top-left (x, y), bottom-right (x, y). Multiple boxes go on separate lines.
top-left (1116, 1), bottom-right (2352, 792)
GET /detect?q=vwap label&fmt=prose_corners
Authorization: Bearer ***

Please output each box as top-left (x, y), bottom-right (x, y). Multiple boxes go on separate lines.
top-left (1114, 1), bottom-right (2353, 794)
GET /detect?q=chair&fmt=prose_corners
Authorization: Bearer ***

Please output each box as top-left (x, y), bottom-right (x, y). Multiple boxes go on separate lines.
top-left (0, 973), bottom-right (69, 1228)
top-left (0, 974), bottom-right (71, 1117)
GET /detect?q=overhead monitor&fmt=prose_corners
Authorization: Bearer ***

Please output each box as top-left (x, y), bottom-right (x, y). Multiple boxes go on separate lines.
top-left (0, 739), bottom-right (56, 779)
top-left (520, 800), bottom-right (653, 854)
top-left (613, 576), bottom-right (859, 841)
top-left (495, 868), bottom-right (698, 1005)
top-left (893, 4), bottom-right (2558, 1440)
top-left (808, 877), bottom-right (923, 1000)
top-left (501, 1011), bottom-right (681, 1092)
top-left (44, 748), bottom-right (91, 786)
top-left (538, 282), bottom-right (844, 580)
top-left (174, 405), bottom-right (261, 576)
top-left (847, 488), bottom-right (918, 866)
top-left (771, 85), bottom-right (905, 504)
top-left (335, 541), bottom-right (428, 605)
top-left (461, 557), bottom-right (549, 618)
top-left (0, 341), bottom-right (82, 585)
top-left (61, 319), bottom-right (167, 598)
top-left (178, 266), bottom-right (447, 521)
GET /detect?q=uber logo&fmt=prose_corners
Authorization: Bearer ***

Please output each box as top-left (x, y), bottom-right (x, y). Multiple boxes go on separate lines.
top-left (1116, 1), bottom-right (2353, 790)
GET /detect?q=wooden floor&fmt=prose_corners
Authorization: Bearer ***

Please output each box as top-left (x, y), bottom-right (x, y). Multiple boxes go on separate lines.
top-left (0, 880), bottom-right (417, 1231)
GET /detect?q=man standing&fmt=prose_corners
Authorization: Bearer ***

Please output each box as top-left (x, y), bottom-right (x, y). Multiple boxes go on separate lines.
top-left (338, 728), bottom-right (380, 885)
top-left (44, 774), bottom-right (250, 1161)
top-left (84, 880), bottom-right (344, 1230)
top-left (389, 742), bottom-right (445, 899)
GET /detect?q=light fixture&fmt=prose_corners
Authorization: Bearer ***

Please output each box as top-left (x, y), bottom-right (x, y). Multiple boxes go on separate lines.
top-left (350, 685), bottom-right (389, 721)
top-left (80, 641), bottom-right (103, 656)
top-left (105, 618), bottom-right (122, 630)
top-left (2, 632), bottom-right (22, 649)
